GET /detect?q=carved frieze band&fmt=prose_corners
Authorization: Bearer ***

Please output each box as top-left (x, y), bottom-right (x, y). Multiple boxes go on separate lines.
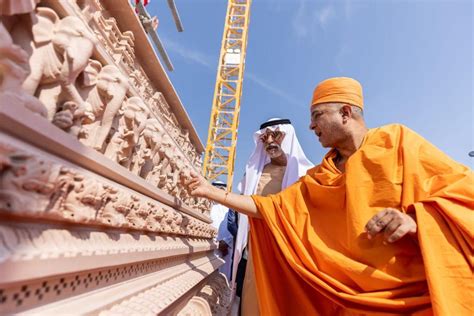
top-left (0, 134), bottom-right (216, 239)
top-left (0, 222), bottom-right (217, 284)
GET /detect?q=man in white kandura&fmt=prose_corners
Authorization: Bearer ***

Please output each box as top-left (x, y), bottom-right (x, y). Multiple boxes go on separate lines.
top-left (233, 118), bottom-right (313, 315)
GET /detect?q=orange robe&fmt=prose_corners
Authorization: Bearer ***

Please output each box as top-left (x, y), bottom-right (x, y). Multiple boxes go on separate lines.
top-left (250, 124), bottom-right (473, 315)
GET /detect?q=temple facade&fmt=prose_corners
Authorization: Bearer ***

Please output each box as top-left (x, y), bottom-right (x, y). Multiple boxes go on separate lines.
top-left (0, 0), bottom-right (230, 314)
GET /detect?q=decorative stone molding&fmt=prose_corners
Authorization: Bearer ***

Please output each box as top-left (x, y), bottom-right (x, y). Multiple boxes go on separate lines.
top-left (196, 273), bottom-right (233, 316)
top-left (0, 134), bottom-right (215, 238)
top-left (177, 272), bottom-right (232, 316)
top-left (98, 256), bottom-right (221, 316)
top-left (0, 249), bottom-right (222, 314)
top-left (0, 223), bottom-right (217, 282)
top-left (177, 297), bottom-right (213, 316)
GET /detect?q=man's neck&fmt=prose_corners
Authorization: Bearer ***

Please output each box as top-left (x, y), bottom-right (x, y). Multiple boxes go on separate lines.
top-left (335, 125), bottom-right (369, 161)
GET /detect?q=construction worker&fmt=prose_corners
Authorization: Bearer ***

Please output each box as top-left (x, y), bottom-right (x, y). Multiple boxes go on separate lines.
top-left (183, 77), bottom-right (473, 315)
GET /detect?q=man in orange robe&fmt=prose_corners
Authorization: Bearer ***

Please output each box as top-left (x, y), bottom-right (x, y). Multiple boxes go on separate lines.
top-left (184, 77), bottom-right (473, 315)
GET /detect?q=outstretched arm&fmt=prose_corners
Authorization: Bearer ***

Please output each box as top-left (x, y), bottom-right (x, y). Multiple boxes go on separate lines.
top-left (183, 172), bottom-right (262, 219)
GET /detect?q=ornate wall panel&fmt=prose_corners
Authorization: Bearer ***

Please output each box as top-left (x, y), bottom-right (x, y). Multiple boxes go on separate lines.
top-left (0, 0), bottom-right (230, 314)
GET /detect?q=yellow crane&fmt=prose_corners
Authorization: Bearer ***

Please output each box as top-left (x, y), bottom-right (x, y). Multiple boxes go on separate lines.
top-left (202, 0), bottom-right (252, 191)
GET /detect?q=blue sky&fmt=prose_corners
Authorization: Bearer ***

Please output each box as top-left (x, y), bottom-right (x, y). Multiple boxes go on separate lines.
top-left (145, 0), bottom-right (473, 187)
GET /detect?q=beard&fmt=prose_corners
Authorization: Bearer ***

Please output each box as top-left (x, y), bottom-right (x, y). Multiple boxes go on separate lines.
top-left (265, 143), bottom-right (284, 158)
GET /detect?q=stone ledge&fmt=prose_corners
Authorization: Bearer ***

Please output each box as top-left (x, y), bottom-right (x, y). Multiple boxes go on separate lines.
top-left (0, 222), bottom-right (218, 284)
top-left (0, 253), bottom-right (222, 314)
top-left (0, 104), bottom-right (211, 223)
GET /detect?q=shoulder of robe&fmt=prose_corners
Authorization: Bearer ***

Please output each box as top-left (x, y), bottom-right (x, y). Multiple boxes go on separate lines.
top-left (372, 124), bottom-right (429, 149)
top-left (304, 164), bottom-right (323, 177)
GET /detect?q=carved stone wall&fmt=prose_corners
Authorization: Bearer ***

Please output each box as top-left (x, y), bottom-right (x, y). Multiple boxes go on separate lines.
top-left (0, 0), bottom-right (229, 314)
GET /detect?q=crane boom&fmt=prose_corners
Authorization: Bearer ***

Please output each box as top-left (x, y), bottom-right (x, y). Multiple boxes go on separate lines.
top-left (202, 0), bottom-right (252, 191)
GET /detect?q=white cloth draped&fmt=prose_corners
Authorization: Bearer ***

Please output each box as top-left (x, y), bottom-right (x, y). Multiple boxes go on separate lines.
top-left (210, 203), bottom-right (233, 280)
top-left (231, 121), bottom-right (313, 289)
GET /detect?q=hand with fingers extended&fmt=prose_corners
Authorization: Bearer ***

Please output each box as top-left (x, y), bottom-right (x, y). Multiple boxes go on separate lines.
top-left (182, 171), bottom-right (214, 198)
top-left (364, 208), bottom-right (417, 244)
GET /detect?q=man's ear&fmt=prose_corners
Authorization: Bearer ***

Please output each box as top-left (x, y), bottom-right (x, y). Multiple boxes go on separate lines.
top-left (340, 105), bottom-right (352, 122)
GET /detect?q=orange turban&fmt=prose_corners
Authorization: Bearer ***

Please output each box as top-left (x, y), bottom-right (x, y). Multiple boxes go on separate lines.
top-left (311, 77), bottom-right (364, 109)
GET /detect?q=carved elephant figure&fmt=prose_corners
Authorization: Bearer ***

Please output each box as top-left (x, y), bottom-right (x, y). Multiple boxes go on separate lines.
top-left (79, 64), bottom-right (130, 151)
top-left (17, 7), bottom-right (98, 120)
top-left (133, 118), bottom-right (160, 176)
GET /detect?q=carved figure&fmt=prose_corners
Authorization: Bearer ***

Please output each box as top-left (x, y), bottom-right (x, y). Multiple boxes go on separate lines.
top-left (52, 59), bottom-right (101, 134)
top-left (145, 133), bottom-right (170, 186)
top-left (0, 151), bottom-right (61, 213)
top-left (0, 22), bottom-right (47, 116)
top-left (145, 203), bottom-right (163, 231)
top-left (125, 196), bottom-right (148, 229)
top-left (79, 64), bottom-right (130, 151)
top-left (16, 7), bottom-right (97, 120)
top-left (134, 118), bottom-right (163, 178)
top-left (104, 97), bottom-right (148, 167)
top-left (98, 189), bottom-right (134, 227)
top-left (61, 177), bottom-right (115, 223)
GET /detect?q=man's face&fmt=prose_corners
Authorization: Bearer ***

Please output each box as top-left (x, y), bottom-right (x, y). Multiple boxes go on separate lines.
top-left (259, 128), bottom-right (286, 159)
top-left (309, 103), bottom-right (348, 148)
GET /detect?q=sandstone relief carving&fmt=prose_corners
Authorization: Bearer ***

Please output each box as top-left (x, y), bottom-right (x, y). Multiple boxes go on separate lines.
top-left (0, 141), bottom-right (216, 238)
top-left (104, 96), bottom-right (148, 167)
top-left (0, 0), bottom-right (40, 16)
top-left (78, 63), bottom-right (130, 151)
top-left (193, 273), bottom-right (232, 316)
top-left (14, 7), bottom-right (98, 120)
top-left (2, 2), bottom-right (209, 214)
top-left (0, 22), bottom-right (47, 116)
top-left (80, 0), bottom-right (202, 163)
